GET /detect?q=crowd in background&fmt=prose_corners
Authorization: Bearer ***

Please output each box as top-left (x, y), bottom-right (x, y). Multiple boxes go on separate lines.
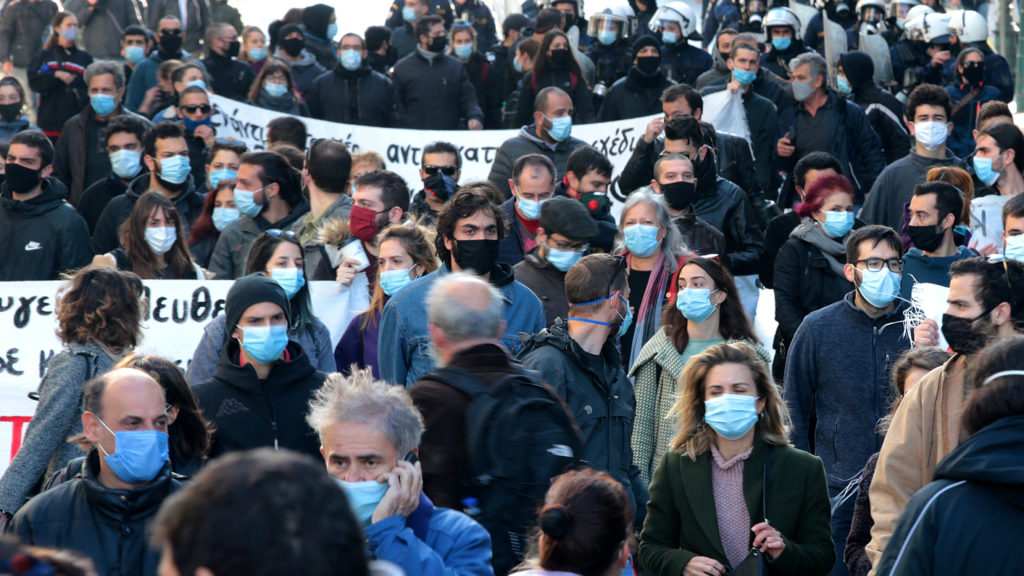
top-left (1, 0), bottom-right (1024, 575)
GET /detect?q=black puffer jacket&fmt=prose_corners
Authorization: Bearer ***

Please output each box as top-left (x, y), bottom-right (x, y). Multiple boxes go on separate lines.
top-left (202, 51), bottom-right (255, 101)
top-left (394, 50), bottom-right (483, 130)
top-left (193, 339), bottom-right (325, 461)
top-left (306, 63), bottom-right (399, 127)
top-left (514, 67), bottom-right (596, 127)
top-left (598, 67), bottom-right (674, 122)
top-left (10, 451), bottom-right (181, 576)
top-left (0, 0), bottom-right (59, 68)
top-left (517, 318), bottom-right (648, 528)
top-left (690, 158), bottom-right (765, 276)
top-left (0, 177), bottom-right (92, 281)
top-left (27, 44), bottom-right (93, 135)
top-left (840, 51), bottom-right (911, 166)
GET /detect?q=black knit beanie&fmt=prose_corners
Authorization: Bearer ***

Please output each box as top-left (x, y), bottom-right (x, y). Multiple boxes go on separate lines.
top-left (224, 274), bottom-right (291, 340)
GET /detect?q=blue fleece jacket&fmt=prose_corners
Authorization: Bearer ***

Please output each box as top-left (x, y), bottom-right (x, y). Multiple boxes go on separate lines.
top-left (899, 245), bottom-right (974, 300)
top-left (364, 493), bottom-right (494, 576)
top-left (783, 292), bottom-right (911, 492)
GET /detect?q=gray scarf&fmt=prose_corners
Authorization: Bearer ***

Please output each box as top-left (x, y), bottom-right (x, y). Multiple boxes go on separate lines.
top-left (790, 218), bottom-right (848, 277)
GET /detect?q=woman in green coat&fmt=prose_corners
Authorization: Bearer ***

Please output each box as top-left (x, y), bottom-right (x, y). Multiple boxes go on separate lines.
top-left (638, 342), bottom-right (834, 576)
top-left (630, 256), bottom-right (770, 486)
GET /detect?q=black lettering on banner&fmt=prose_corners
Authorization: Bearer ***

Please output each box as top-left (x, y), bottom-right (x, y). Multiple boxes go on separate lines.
top-left (153, 296), bottom-right (168, 323)
top-left (483, 147), bottom-right (498, 163)
top-left (38, 349), bottom-right (56, 378)
top-left (172, 299), bottom-right (189, 324)
top-left (36, 296), bottom-right (52, 317)
top-left (13, 297), bottom-right (35, 329)
top-left (464, 146), bottom-right (479, 163)
top-left (192, 287), bottom-right (211, 322)
top-left (387, 144), bottom-right (422, 166)
top-left (0, 349), bottom-right (22, 376)
top-left (213, 298), bottom-right (226, 318)
top-left (590, 127), bottom-right (638, 159)
top-left (0, 297), bottom-right (13, 312)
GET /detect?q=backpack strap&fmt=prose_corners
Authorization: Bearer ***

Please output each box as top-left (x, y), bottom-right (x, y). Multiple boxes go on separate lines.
top-left (951, 87), bottom-right (980, 118)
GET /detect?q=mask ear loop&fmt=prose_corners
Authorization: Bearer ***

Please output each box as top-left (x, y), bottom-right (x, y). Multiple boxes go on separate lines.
top-left (981, 370), bottom-right (1024, 386)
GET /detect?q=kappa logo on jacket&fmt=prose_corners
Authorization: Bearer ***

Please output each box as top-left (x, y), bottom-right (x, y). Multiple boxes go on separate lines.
top-left (24, 241), bottom-right (42, 251)
top-left (216, 398), bottom-right (250, 418)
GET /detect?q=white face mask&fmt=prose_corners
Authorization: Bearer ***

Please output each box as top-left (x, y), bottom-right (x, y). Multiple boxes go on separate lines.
top-left (913, 121), bottom-right (949, 152)
top-left (144, 226), bottom-right (177, 255)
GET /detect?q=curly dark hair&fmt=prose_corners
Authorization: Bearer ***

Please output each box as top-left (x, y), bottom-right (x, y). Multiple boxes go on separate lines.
top-left (434, 189), bottom-right (507, 268)
top-left (56, 267), bottom-right (144, 349)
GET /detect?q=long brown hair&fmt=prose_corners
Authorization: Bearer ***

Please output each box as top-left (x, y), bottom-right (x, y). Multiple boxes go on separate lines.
top-left (669, 342), bottom-right (791, 460)
top-left (362, 223), bottom-right (438, 330)
top-left (661, 256), bottom-right (756, 353)
top-left (44, 12), bottom-right (76, 50)
top-left (532, 30), bottom-right (588, 89)
top-left (247, 57), bottom-right (299, 103)
top-left (119, 191), bottom-right (196, 279)
top-left (56, 267), bottom-right (144, 349)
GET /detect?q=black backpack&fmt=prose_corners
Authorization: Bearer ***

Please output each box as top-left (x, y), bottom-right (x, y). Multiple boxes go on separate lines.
top-left (422, 365), bottom-right (584, 576)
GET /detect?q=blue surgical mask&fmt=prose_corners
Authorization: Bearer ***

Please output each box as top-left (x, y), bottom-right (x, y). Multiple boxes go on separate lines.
top-left (516, 195), bottom-right (547, 221)
top-left (819, 211), bottom-right (855, 238)
top-left (662, 31), bottom-right (678, 44)
top-left (90, 93), bottom-right (117, 116)
top-left (264, 82), bottom-right (288, 98)
top-left (771, 36), bottom-right (791, 51)
top-left (598, 30), bottom-right (617, 45)
top-left (109, 149), bottom-right (142, 180)
top-left (855, 266), bottom-right (901, 308)
top-left (212, 206), bottom-right (240, 231)
top-left (454, 43), bottom-right (473, 60)
top-left (402, 6), bottom-right (417, 22)
top-left (973, 156), bottom-right (1000, 185)
top-left (186, 79), bottom-right (206, 90)
top-left (380, 268), bottom-right (416, 296)
top-left (836, 74), bottom-right (853, 94)
top-left (513, 58), bottom-right (524, 73)
top-left (733, 68), bottom-right (756, 86)
top-left (125, 45), bottom-right (146, 64)
top-left (1005, 234), bottom-right (1024, 261)
top-left (544, 114), bottom-right (572, 141)
top-left (270, 267), bottom-right (305, 299)
top-left (792, 79), bottom-right (814, 101)
top-left (157, 155), bottom-right (191, 185)
top-left (238, 324), bottom-right (289, 364)
top-left (336, 478), bottom-right (389, 526)
top-left (249, 47), bottom-right (267, 62)
top-left (96, 418), bottom-right (169, 484)
top-left (675, 288), bottom-right (720, 323)
top-left (341, 48), bottom-right (362, 71)
top-left (209, 168), bottom-right (237, 189)
top-left (615, 293), bottom-right (633, 338)
top-left (326, 23), bottom-right (339, 40)
top-left (234, 186), bottom-right (265, 217)
top-left (546, 245), bottom-right (583, 272)
top-left (144, 226), bottom-right (177, 255)
top-left (624, 224), bottom-right (660, 258)
top-left (704, 394), bottom-right (759, 440)
top-left (61, 28), bottom-right (78, 43)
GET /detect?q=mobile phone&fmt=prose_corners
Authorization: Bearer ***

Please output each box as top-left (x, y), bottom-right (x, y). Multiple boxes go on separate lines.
top-left (403, 451), bottom-right (418, 465)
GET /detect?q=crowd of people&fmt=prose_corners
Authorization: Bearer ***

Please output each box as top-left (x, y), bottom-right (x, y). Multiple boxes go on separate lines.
top-left (1, 0), bottom-right (1024, 575)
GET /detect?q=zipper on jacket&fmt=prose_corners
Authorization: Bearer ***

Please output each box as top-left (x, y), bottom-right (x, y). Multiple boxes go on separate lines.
top-left (272, 420), bottom-right (279, 450)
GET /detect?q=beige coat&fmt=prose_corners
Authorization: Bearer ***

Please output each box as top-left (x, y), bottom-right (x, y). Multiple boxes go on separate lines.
top-left (865, 354), bottom-right (968, 575)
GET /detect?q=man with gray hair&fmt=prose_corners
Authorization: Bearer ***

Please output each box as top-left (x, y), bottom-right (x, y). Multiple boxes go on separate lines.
top-left (775, 52), bottom-right (885, 203)
top-left (308, 367), bottom-right (494, 576)
top-left (54, 60), bottom-right (151, 205)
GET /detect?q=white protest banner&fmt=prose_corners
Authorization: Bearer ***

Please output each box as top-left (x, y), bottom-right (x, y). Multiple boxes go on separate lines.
top-left (209, 95), bottom-right (656, 216)
top-left (0, 280), bottom-right (354, 475)
top-left (969, 195), bottom-right (1010, 253)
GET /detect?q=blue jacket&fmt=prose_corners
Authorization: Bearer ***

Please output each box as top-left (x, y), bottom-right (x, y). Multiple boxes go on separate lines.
top-left (366, 493), bottom-right (494, 576)
top-left (126, 50), bottom-right (207, 111)
top-left (378, 264), bottom-right (546, 387)
top-left (945, 82), bottom-right (1001, 159)
top-left (783, 292), bottom-right (911, 492)
top-left (899, 245), bottom-right (974, 300)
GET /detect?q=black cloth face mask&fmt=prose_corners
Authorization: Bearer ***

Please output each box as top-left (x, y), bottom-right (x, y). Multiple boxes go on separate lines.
top-left (453, 239), bottom-right (498, 275)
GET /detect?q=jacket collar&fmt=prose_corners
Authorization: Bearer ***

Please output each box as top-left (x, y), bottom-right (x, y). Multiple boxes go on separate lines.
top-left (405, 493), bottom-right (434, 541)
top-left (82, 450), bottom-right (175, 523)
top-left (213, 339), bottom-right (315, 395)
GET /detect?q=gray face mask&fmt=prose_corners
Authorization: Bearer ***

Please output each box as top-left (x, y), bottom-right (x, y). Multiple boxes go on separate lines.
top-left (792, 79), bottom-right (814, 101)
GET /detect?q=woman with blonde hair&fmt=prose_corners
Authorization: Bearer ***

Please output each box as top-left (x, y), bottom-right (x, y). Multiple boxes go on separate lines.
top-left (335, 223), bottom-right (437, 377)
top-left (639, 341), bottom-right (835, 576)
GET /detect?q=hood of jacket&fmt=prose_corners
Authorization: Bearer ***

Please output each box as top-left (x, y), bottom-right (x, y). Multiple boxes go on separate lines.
top-left (519, 123), bottom-right (561, 151)
top-left (124, 171), bottom-right (200, 206)
top-left (935, 414), bottom-right (1024, 490)
top-left (839, 50), bottom-right (875, 92)
top-left (273, 48), bottom-right (319, 68)
top-left (212, 339), bottom-right (316, 395)
top-left (0, 177), bottom-right (71, 216)
top-left (904, 245), bottom-right (973, 270)
top-left (711, 39), bottom-right (729, 72)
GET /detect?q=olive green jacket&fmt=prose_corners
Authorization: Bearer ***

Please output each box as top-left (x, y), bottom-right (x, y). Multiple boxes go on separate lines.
top-left (638, 436), bottom-right (835, 576)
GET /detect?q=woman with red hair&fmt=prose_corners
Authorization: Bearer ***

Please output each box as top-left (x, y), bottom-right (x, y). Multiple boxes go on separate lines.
top-left (772, 173), bottom-right (866, 378)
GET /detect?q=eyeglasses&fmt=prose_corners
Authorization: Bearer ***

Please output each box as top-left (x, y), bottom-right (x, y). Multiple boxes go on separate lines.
top-left (852, 258), bottom-right (905, 273)
top-left (181, 104), bottom-right (211, 114)
top-left (266, 229), bottom-right (297, 240)
top-left (214, 136), bottom-right (244, 146)
top-left (160, 28), bottom-right (182, 36)
top-left (423, 165), bottom-right (458, 176)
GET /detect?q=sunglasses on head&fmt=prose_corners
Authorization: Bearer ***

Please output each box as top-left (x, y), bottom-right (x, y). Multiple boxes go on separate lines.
top-left (423, 165), bottom-right (457, 176)
top-left (160, 28), bottom-right (182, 36)
top-left (266, 229), bottom-right (297, 240)
top-left (181, 104), bottom-right (211, 114)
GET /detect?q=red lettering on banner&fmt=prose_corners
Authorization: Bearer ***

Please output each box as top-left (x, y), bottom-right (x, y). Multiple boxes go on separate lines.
top-left (2, 416), bottom-right (32, 461)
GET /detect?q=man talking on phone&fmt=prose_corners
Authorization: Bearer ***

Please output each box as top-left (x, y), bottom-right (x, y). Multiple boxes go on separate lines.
top-left (307, 368), bottom-right (495, 576)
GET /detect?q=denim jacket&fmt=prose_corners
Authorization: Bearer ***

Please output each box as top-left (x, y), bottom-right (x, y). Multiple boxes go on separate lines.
top-left (378, 263), bottom-right (545, 387)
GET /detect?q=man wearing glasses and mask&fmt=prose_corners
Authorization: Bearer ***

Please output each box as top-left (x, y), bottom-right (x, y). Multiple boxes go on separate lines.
top-left (783, 224), bottom-right (913, 576)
